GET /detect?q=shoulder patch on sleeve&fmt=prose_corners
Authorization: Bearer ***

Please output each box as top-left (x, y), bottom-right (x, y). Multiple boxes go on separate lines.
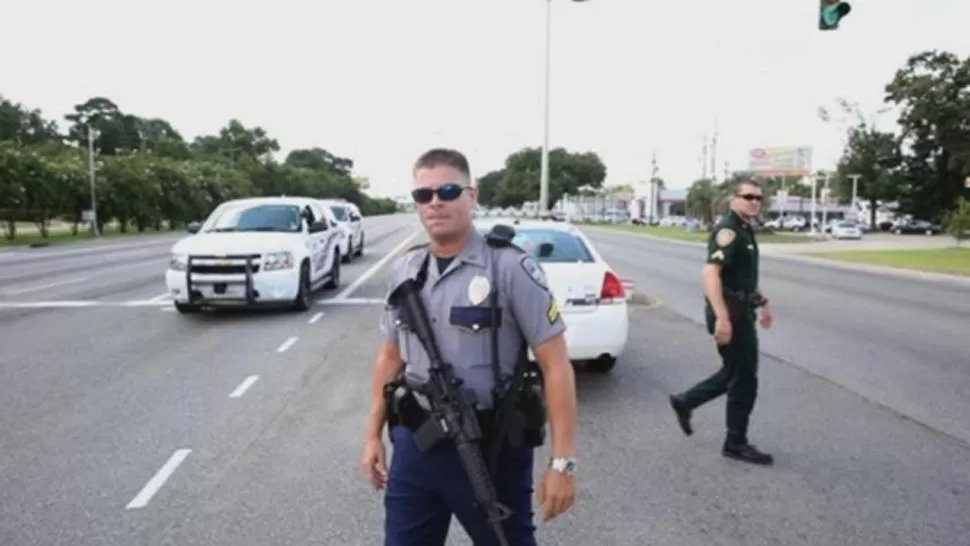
top-left (546, 296), bottom-right (560, 324)
top-left (519, 255), bottom-right (548, 289)
top-left (715, 228), bottom-right (736, 247)
top-left (709, 249), bottom-right (725, 262)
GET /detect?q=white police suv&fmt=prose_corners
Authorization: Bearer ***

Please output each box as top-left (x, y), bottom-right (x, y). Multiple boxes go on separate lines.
top-left (320, 199), bottom-right (365, 263)
top-left (165, 196), bottom-right (343, 314)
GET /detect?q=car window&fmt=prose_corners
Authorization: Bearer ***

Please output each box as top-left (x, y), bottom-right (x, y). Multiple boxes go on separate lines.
top-left (837, 222), bottom-right (855, 228)
top-left (204, 203), bottom-right (303, 233)
top-left (508, 228), bottom-right (595, 263)
top-left (329, 205), bottom-right (349, 222)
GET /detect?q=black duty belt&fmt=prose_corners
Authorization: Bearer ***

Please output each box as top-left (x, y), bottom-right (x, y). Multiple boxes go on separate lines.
top-left (723, 290), bottom-right (766, 308)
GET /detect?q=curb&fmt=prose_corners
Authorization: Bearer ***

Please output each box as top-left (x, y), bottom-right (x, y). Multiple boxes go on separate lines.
top-left (582, 225), bottom-right (970, 286)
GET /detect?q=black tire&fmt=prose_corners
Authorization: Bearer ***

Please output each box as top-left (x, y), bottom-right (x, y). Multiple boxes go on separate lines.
top-left (587, 355), bottom-right (616, 374)
top-left (292, 261), bottom-right (311, 311)
top-left (342, 238), bottom-right (353, 264)
top-left (356, 233), bottom-right (365, 256)
top-left (174, 301), bottom-right (200, 315)
top-left (325, 250), bottom-right (341, 290)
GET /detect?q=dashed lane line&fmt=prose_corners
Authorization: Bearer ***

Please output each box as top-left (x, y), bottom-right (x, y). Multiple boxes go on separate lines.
top-left (308, 311), bottom-right (324, 324)
top-left (331, 232), bottom-right (417, 301)
top-left (125, 449), bottom-right (192, 510)
top-left (276, 336), bottom-right (298, 353)
top-left (228, 375), bottom-right (260, 399)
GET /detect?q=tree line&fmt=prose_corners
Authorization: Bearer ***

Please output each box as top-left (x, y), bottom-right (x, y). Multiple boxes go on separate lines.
top-left (0, 95), bottom-right (398, 241)
top-left (475, 147), bottom-right (608, 209)
top-left (683, 49), bottom-right (970, 236)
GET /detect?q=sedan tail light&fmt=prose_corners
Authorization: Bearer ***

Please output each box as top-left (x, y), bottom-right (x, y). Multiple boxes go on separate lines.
top-left (600, 271), bottom-right (625, 303)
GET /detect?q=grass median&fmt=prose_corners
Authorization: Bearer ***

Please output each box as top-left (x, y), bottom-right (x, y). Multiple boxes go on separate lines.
top-left (803, 247), bottom-right (970, 277)
top-left (587, 223), bottom-right (810, 244)
top-left (1, 224), bottom-right (173, 248)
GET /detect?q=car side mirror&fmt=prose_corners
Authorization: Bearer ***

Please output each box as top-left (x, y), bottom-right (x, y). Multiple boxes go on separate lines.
top-left (308, 220), bottom-right (329, 234)
top-left (186, 221), bottom-right (201, 234)
top-left (349, 213), bottom-right (361, 221)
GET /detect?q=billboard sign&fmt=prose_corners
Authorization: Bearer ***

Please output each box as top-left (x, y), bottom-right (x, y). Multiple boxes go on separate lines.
top-left (748, 147), bottom-right (813, 177)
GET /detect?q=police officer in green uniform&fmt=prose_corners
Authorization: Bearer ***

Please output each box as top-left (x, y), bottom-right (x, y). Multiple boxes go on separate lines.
top-left (668, 179), bottom-right (775, 466)
top-left (359, 148), bottom-right (579, 545)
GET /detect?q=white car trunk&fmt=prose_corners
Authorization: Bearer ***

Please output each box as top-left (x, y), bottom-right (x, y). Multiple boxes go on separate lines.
top-left (539, 262), bottom-right (608, 314)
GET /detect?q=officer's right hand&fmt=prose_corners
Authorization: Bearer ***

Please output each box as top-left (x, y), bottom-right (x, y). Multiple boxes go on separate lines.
top-left (360, 437), bottom-right (388, 490)
top-left (714, 316), bottom-right (732, 345)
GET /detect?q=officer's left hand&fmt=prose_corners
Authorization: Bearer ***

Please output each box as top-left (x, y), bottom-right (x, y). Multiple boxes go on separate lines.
top-left (760, 305), bottom-right (773, 329)
top-left (537, 468), bottom-right (576, 522)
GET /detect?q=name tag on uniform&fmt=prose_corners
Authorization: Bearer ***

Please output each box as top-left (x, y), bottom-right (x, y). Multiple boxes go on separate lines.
top-left (449, 306), bottom-right (503, 333)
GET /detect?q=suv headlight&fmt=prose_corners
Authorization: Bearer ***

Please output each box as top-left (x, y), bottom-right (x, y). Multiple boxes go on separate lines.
top-left (263, 251), bottom-right (294, 271)
top-left (169, 253), bottom-right (187, 271)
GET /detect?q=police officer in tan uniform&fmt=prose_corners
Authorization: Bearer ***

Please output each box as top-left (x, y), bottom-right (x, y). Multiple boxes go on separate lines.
top-left (359, 148), bottom-right (579, 546)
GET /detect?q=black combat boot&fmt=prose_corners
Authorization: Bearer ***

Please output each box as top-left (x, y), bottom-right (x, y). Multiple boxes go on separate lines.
top-left (722, 436), bottom-right (774, 466)
top-left (668, 395), bottom-right (693, 436)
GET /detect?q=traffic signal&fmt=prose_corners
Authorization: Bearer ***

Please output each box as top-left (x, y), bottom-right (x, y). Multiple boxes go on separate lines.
top-left (818, 0), bottom-right (851, 30)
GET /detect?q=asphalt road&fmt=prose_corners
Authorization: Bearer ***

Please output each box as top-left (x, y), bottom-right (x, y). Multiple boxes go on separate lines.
top-left (1, 215), bottom-right (968, 546)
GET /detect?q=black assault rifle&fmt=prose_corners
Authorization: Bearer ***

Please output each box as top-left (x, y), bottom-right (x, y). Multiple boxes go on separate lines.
top-left (388, 277), bottom-right (512, 546)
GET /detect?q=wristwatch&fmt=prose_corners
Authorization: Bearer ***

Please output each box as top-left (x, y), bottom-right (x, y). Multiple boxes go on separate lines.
top-left (548, 457), bottom-right (577, 475)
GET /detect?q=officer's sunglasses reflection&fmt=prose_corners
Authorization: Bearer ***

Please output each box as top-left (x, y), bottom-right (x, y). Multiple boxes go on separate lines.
top-left (411, 183), bottom-right (468, 204)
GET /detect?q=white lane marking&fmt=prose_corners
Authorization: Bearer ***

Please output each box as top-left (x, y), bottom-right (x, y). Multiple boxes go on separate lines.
top-left (276, 336), bottom-right (298, 353)
top-left (0, 300), bottom-right (101, 308)
top-left (0, 297), bottom-right (385, 309)
top-left (318, 297), bottom-right (385, 305)
top-left (2, 277), bottom-right (90, 295)
top-left (125, 449), bottom-right (192, 510)
top-left (308, 311), bottom-right (324, 324)
top-left (332, 232), bottom-right (417, 301)
top-left (147, 293), bottom-right (171, 302)
top-left (120, 300), bottom-right (173, 307)
top-left (228, 375), bottom-right (259, 398)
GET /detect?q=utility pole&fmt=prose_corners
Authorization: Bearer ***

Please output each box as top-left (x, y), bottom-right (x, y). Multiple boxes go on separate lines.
top-left (87, 124), bottom-right (100, 237)
top-left (701, 134), bottom-right (709, 179)
top-left (710, 117), bottom-right (719, 183)
top-left (848, 173), bottom-right (861, 208)
top-left (649, 149), bottom-right (658, 224)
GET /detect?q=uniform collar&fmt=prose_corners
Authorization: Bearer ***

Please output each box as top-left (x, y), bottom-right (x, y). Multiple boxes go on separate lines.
top-left (729, 210), bottom-right (751, 229)
top-left (426, 228), bottom-right (487, 283)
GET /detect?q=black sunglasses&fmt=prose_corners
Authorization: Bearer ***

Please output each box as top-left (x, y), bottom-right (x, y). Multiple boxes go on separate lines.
top-left (411, 183), bottom-right (468, 204)
top-left (736, 193), bottom-right (763, 202)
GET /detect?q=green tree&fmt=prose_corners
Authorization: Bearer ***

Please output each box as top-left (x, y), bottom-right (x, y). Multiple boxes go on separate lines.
top-left (0, 93), bottom-right (400, 243)
top-left (943, 197), bottom-right (970, 244)
top-left (835, 123), bottom-right (903, 227)
top-left (884, 50), bottom-right (970, 221)
top-left (477, 147), bottom-right (607, 208)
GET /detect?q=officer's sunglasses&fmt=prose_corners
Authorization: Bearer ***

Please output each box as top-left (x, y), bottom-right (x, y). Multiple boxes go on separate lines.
top-left (411, 183), bottom-right (468, 204)
top-left (736, 193), bottom-right (763, 202)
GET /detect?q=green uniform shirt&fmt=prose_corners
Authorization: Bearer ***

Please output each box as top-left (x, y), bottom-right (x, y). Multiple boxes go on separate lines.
top-left (705, 211), bottom-right (760, 325)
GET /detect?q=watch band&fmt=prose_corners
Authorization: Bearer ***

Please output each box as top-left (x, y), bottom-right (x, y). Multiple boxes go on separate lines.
top-left (548, 457), bottom-right (577, 475)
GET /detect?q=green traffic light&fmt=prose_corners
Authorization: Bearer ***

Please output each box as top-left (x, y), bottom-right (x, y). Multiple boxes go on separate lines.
top-left (819, 0), bottom-right (851, 30)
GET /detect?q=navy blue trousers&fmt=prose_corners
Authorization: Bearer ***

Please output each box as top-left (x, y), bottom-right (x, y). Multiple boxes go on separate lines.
top-left (383, 425), bottom-right (537, 546)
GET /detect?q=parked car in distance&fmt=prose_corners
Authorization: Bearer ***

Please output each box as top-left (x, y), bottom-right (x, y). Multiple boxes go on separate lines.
top-left (320, 199), bottom-right (365, 262)
top-left (474, 218), bottom-right (629, 373)
top-left (831, 221), bottom-right (863, 240)
top-left (891, 220), bottom-right (943, 236)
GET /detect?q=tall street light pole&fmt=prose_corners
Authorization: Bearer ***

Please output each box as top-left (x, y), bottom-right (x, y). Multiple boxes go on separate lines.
top-left (539, 0), bottom-right (589, 215)
top-left (87, 124), bottom-right (100, 237)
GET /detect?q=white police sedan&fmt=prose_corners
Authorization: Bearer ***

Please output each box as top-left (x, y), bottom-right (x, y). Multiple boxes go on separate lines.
top-left (165, 196), bottom-right (343, 314)
top-left (475, 218), bottom-right (629, 373)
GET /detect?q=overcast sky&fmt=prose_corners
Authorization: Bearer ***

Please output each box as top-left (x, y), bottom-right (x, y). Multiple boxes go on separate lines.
top-left (3, 0), bottom-right (968, 197)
